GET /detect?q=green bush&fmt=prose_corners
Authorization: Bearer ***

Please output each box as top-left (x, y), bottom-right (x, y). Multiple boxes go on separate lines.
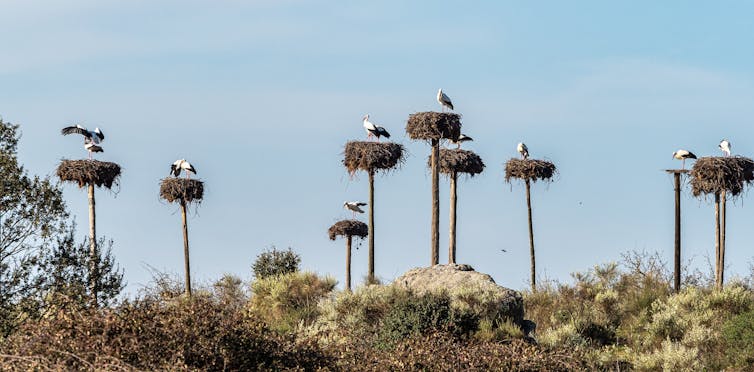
top-left (252, 247), bottom-right (301, 279)
top-left (722, 309), bottom-right (754, 367)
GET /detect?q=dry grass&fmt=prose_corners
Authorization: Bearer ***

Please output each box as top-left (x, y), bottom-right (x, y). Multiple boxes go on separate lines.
top-left (504, 159), bottom-right (557, 183)
top-left (328, 220), bottom-right (368, 240)
top-left (432, 148), bottom-right (485, 176)
top-left (57, 159), bottom-right (121, 189)
top-left (690, 156), bottom-right (754, 197)
top-left (406, 112), bottom-right (462, 141)
top-left (159, 178), bottom-right (204, 204)
top-left (343, 141), bottom-right (405, 174)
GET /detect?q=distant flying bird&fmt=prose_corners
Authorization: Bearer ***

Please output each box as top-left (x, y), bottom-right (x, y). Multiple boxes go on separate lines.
top-left (343, 201), bottom-right (366, 218)
top-left (171, 159), bottom-right (197, 179)
top-left (672, 149), bottom-right (697, 170)
top-left (719, 139), bottom-right (731, 157)
top-left (437, 89), bottom-right (454, 112)
top-left (362, 115), bottom-right (391, 142)
top-left (517, 142), bottom-right (529, 159)
top-left (61, 125), bottom-right (105, 159)
top-left (450, 134), bottom-right (473, 149)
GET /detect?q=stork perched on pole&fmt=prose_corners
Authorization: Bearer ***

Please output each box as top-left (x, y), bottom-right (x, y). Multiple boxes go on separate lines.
top-left (517, 142), bottom-right (529, 160)
top-left (171, 159), bottom-right (197, 179)
top-left (61, 125), bottom-right (105, 159)
top-left (719, 139), bottom-right (731, 157)
top-left (450, 134), bottom-right (473, 149)
top-left (673, 149), bottom-right (697, 170)
top-left (437, 89), bottom-right (454, 112)
top-left (362, 115), bottom-right (391, 142)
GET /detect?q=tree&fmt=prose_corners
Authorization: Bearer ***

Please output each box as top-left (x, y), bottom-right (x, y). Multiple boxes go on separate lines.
top-left (252, 247), bottom-right (301, 280)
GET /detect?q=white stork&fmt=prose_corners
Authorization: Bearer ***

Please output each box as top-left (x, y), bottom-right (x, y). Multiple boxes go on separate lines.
top-left (61, 125), bottom-right (105, 159)
top-left (672, 149), bottom-right (697, 170)
top-left (362, 115), bottom-right (391, 142)
top-left (343, 201), bottom-right (366, 218)
top-left (719, 139), bottom-right (731, 157)
top-left (437, 89), bottom-right (454, 112)
top-left (450, 134), bottom-right (473, 149)
top-left (171, 159), bottom-right (197, 179)
top-left (517, 142), bottom-right (529, 160)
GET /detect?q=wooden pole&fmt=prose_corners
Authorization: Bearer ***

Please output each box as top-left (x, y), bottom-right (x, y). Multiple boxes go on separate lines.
top-left (346, 235), bottom-right (352, 292)
top-left (449, 171), bottom-right (458, 264)
top-left (181, 200), bottom-right (192, 296)
top-left (714, 193), bottom-right (721, 290)
top-left (368, 170), bottom-right (375, 282)
top-left (525, 180), bottom-right (536, 292)
top-left (88, 184), bottom-right (98, 306)
top-left (720, 190), bottom-right (727, 288)
top-left (673, 172), bottom-right (681, 292)
top-left (430, 139), bottom-right (440, 266)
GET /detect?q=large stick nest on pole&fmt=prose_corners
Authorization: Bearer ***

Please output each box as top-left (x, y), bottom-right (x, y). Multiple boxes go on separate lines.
top-left (504, 159), bottom-right (557, 183)
top-left (328, 220), bottom-right (368, 240)
top-left (405, 112), bottom-right (461, 141)
top-left (690, 156), bottom-right (754, 197)
top-left (159, 178), bottom-right (205, 204)
top-left (343, 141), bottom-right (405, 174)
top-left (57, 159), bottom-right (121, 189)
top-left (428, 148), bottom-right (485, 176)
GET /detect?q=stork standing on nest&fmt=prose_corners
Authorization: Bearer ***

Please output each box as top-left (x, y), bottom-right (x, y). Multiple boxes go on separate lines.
top-left (61, 125), bottom-right (105, 159)
top-left (450, 134), bottom-right (473, 149)
top-left (362, 115), bottom-right (391, 142)
top-left (171, 159), bottom-right (197, 179)
top-left (437, 89), bottom-right (454, 112)
top-left (517, 142), bottom-right (529, 160)
top-left (719, 139), bottom-right (731, 157)
top-left (343, 201), bottom-right (366, 218)
top-left (673, 149), bottom-right (697, 170)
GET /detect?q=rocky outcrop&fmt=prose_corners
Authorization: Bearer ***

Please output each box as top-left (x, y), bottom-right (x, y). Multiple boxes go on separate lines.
top-left (392, 264), bottom-right (526, 326)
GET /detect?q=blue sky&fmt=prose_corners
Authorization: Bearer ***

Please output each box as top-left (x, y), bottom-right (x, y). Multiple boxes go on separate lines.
top-left (3, 1), bottom-right (754, 294)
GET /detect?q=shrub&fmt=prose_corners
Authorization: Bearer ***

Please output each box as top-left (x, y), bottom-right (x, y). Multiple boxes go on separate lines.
top-left (249, 271), bottom-right (336, 333)
top-left (722, 309), bottom-right (754, 367)
top-left (252, 247), bottom-right (301, 279)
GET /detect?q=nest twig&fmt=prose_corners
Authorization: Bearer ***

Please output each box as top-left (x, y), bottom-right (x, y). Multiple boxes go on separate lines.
top-left (504, 159), bottom-right (557, 183)
top-left (429, 148), bottom-right (485, 176)
top-left (57, 160), bottom-right (121, 189)
top-left (343, 141), bottom-right (405, 174)
top-left (690, 156), bottom-right (754, 198)
top-left (159, 178), bottom-right (205, 204)
top-left (328, 220), bottom-right (368, 240)
top-left (406, 112), bottom-right (461, 141)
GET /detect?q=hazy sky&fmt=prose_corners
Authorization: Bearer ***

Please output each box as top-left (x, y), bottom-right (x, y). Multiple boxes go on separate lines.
top-left (3, 1), bottom-right (754, 294)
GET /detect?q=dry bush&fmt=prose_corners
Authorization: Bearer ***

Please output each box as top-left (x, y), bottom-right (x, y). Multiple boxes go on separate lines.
top-left (57, 159), bottom-right (121, 188)
top-left (159, 178), bottom-right (204, 204)
top-left (328, 219), bottom-right (368, 240)
top-left (343, 141), bottom-right (405, 174)
top-left (690, 156), bottom-right (754, 198)
top-left (504, 158), bottom-right (556, 183)
top-left (405, 112), bottom-right (461, 141)
top-left (432, 148), bottom-right (485, 176)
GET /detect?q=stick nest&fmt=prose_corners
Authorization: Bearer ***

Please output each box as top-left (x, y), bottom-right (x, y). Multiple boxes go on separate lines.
top-left (57, 160), bottom-right (121, 189)
top-left (344, 141), bottom-right (405, 173)
top-left (328, 220), bottom-right (368, 240)
top-left (430, 149), bottom-right (485, 176)
top-left (406, 112), bottom-right (461, 141)
top-left (160, 178), bottom-right (205, 204)
top-left (504, 159), bottom-right (557, 183)
top-left (690, 156), bottom-right (754, 197)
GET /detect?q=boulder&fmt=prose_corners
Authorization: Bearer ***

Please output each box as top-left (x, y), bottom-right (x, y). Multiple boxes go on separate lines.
top-left (392, 264), bottom-right (526, 326)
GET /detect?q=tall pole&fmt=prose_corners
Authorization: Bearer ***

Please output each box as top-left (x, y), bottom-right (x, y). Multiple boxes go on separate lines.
top-left (673, 172), bottom-right (681, 292)
top-left (714, 193), bottom-right (721, 290)
top-left (346, 236), bottom-right (352, 292)
top-left (431, 139), bottom-right (440, 266)
top-left (448, 171), bottom-right (458, 264)
top-left (720, 190), bottom-right (727, 288)
top-left (181, 200), bottom-right (192, 296)
top-left (525, 180), bottom-right (536, 292)
top-left (368, 170), bottom-right (375, 282)
top-left (88, 184), bottom-right (98, 306)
